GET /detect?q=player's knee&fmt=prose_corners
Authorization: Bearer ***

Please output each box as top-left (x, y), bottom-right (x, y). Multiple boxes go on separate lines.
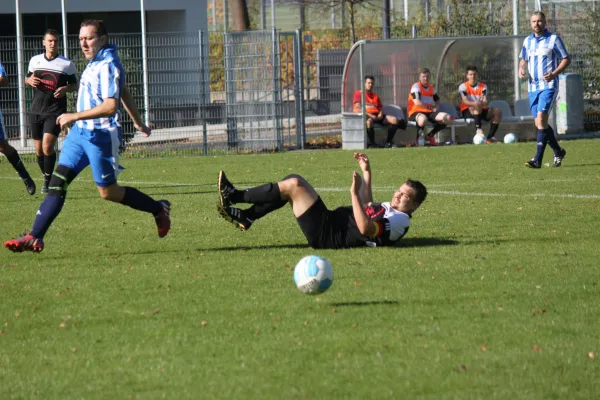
top-left (388, 116), bottom-right (398, 125)
top-left (47, 165), bottom-right (75, 198)
top-left (42, 145), bottom-right (55, 156)
top-left (281, 174), bottom-right (309, 193)
top-left (0, 141), bottom-right (12, 154)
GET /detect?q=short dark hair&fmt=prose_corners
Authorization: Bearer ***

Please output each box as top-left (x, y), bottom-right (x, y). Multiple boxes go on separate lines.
top-left (405, 179), bottom-right (428, 204)
top-left (44, 29), bottom-right (60, 39)
top-left (80, 20), bottom-right (108, 37)
top-left (532, 11), bottom-right (546, 21)
top-left (419, 68), bottom-right (431, 75)
top-left (466, 65), bottom-right (478, 74)
top-left (364, 75), bottom-right (375, 82)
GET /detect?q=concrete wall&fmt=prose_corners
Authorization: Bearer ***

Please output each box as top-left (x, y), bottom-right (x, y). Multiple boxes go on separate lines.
top-left (1, 0), bottom-right (206, 32)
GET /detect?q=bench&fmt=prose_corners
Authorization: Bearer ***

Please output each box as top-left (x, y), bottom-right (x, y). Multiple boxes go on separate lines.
top-left (341, 100), bottom-right (535, 149)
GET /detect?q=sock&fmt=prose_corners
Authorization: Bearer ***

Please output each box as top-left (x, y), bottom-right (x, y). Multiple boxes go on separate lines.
top-left (242, 182), bottom-right (281, 204)
top-left (6, 150), bottom-right (31, 180)
top-left (120, 187), bottom-right (163, 215)
top-left (473, 114), bottom-right (482, 129)
top-left (487, 123), bottom-right (499, 139)
top-left (244, 200), bottom-right (287, 221)
top-left (367, 127), bottom-right (375, 145)
top-left (30, 194), bottom-right (65, 238)
top-left (385, 125), bottom-right (397, 144)
top-left (43, 153), bottom-right (56, 183)
top-left (36, 155), bottom-right (45, 175)
top-left (544, 126), bottom-right (562, 155)
top-left (428, 123), bottom-right (445, 136)
top-left (534, 129), bottom-right (547, 162)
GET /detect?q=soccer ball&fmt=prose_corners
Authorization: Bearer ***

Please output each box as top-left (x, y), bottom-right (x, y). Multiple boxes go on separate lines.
top-left (293, 255), bottom-right (333, 294)
top-left (504, 133), bottom-right (518, 143)
top-left (472, 133), bottom-right (486, 145)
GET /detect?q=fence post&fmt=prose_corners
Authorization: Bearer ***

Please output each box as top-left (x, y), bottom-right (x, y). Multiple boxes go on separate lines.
top-left (16, 0), bottom-right (27, 148)
top-left (294, 29), bottom-right (305, 149)
top-left (272, 27), bottom-right (282, 149)
top-left (411, 25), bottom-right (417, 38)
top-left (199, 30), bottom-right (208, 156)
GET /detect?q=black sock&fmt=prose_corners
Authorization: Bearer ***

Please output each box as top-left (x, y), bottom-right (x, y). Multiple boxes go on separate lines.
top-left (429, 123), bottom-right (446, 136)
top-left (242, 182), bottom-right (281, 204)
top-left (6, 150), bottom-right (31, 180)
top-left (36, 155), bottom-right (45, 175)
top-left (245, 200), bottom-right (287, 221)
top-left (544, 126), bottom-right (562, 155)
top-left (474, 114), bottom-right (482, 129)
top-left (367, 127), bottom-right (375, 145)
top-left (385, 125), bottom-right (397, 144)
top-left (120, 187), bottom-right (163, 215)
top-left (44, 153), bottom-right (56, 183)
top-left (487, 123), bottom-right (499, 139)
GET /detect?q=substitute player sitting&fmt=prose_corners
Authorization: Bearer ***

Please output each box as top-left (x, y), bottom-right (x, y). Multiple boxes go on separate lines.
top-left (407, 68), bottom-right (452, 146)
top-left (216, 153), bottom-right (427, 249)
top-left (458, 65), bottom-right (502, 143)
top-left (353, 75), bottom-right (406, 148)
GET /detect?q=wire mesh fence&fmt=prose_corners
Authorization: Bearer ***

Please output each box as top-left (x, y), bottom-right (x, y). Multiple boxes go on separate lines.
top-left (1, 4), bottom-right (599, 161)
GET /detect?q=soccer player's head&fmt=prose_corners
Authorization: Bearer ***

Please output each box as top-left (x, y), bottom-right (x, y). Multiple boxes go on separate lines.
top-left (79, 20), bottom-right (108, 60)
top-left (364, 75), bottom-right (375, 91)
top-left (466, 65), bottom-right (478, 83)
top-left (419, 68), bottom-right (430, 86)
top-left (391, 179), bottom-right (427, 214)
top-left (530, 11), bottom-right (546, 34)
top-left (43, 29), bottom-right (60, 56)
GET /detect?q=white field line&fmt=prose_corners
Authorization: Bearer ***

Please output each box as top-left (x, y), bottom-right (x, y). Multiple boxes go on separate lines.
top-left (0, 176), bottom-right (598, 199)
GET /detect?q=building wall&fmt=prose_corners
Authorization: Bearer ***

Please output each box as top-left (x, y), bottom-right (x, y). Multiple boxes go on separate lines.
top-left (0, 0), bottom-right (206, 34)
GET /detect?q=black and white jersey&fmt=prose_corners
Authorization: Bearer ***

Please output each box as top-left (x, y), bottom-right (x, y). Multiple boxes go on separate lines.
top-left (27, 54), bottom-right (78, 116)
top-left (363, 202), bottom-right (411, 246)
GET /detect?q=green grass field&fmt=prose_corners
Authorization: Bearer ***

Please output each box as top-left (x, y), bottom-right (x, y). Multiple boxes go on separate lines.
top-left (1, 140), bottom-right (599, 399)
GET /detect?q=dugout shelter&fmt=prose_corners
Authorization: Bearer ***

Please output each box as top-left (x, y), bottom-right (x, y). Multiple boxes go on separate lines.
top-left (341, 35), bottom-right (532, 149)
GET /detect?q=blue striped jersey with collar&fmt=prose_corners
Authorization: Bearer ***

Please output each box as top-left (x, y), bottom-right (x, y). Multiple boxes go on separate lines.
top-left (520, 30), bottom-right (569, 92)
top-left (76, 44), bottom-right (126, 131)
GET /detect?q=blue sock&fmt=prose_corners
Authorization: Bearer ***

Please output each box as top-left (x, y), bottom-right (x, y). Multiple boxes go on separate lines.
top-left (534, 129), bottom-right (547, 162)
top-left (544, 126), bottom-right (562, 156)
top-left (30, 194), bottom-right (65, 238)
top-left (120, 187), bottom-right (162, 215)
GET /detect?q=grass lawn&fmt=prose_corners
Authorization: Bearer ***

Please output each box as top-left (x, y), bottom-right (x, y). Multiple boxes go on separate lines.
top-left (1, 140), bottom-right (599, 399)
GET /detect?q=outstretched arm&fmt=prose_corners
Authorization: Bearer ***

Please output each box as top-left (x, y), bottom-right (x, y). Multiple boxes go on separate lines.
top-left (121, 85), bottom-right (151, 137)
top-left (353, 152), bottom-right (372, 206)
top-left (351, 171), bottom-right (377, 236)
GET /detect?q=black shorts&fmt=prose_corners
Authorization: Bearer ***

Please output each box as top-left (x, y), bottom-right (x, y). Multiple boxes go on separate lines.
top-left (296, 197), bottom-right (364, 249)
top-left (462, 109), bottom-right (492, 121)
top-left (408, 112), bottom-right (439, 124)
top-left (30, 114), bottom-right (60, 140)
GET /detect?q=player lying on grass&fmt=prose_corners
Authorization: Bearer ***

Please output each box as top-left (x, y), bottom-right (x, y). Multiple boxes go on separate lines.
top-left (217, 153), bottom-right (427, 249)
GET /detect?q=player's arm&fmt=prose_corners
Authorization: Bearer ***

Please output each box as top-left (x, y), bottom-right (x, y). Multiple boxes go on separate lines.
top-left (545, 56), bottom-right (571, 81)
top-left (350, 171), bottom-right (377, 236)
top-left (25, 72), bottom-right (40, 88)
top-left (433, 93), bottom-right (440, 112)
top-left (411, 90), bottom-right (423, 107)
top-left (0, 75), bottom-right (7, 87)
top-left (121, 85), bottom-right (151, 136)
top-left (519, 59), bottom-right (528, 79)
top-left (481, 87), bottom-right (488, 105)
top-left (353, 152), bottom-right (372, 205)
top-left (56, 97), bottom-right (118, 128)
top-left (458, 84), bottom-right (476, 107)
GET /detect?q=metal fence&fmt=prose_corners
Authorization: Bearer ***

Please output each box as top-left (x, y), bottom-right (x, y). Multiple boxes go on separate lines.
top-left (1, 6), bottom-right (598, 159)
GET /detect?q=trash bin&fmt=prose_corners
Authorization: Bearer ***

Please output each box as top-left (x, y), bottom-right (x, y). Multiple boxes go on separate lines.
top-left (555, 73), bottom-right (584, 134)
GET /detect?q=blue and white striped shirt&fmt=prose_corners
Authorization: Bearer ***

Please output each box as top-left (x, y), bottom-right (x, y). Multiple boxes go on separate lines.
top-left (76, 44), bottom-right (125, 130)
top-left (0, 62), bottom-right (6, 77)
top-left (521, 30), bottom-right (569, 92)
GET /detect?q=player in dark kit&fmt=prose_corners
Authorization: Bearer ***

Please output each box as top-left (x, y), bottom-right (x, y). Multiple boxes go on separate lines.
top-left (217, 153), bottom-right (427, 249)
top-left (0, 61), bottom-right (36, 195)
top-left (26, 29), bottom-right (79, 193)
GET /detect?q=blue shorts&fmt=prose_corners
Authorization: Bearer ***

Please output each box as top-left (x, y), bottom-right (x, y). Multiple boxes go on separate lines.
top-left (529, 89), bottom-right (556, 118)
top-left (58, 124), bottom-right (121, 187)
top-left (0, 111), bottom-right (6, 141)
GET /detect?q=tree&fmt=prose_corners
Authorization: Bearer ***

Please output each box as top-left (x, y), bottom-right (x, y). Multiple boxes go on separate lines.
top-left (230, 0), bottom-right (251, 31)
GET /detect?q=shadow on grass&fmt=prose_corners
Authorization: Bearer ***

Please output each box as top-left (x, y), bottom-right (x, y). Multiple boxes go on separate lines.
top-left (396, 238), bottom-right (459, 247)
top-left (208, 243), bottom-right (311, 251)
top-left (331, 300), bottom-right (400, 307)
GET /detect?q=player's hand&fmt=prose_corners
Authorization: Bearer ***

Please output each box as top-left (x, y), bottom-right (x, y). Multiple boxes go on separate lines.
top-left (518, 69), bottom-right (527, 79)
top-left (353, 152), bottom-right (370, 172)
top-left (350, 171), bottom-right (361, 195)
top-left (54, 86), bottom-right (68, 98)
top-left (134, 123), bottom-right (152, 137)
top-left (28, 76), bottom-right (40, 88)
top-left (56, 113), bottom-right (77, 129)
top-left (543, 71), bottom-right (555, 82)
